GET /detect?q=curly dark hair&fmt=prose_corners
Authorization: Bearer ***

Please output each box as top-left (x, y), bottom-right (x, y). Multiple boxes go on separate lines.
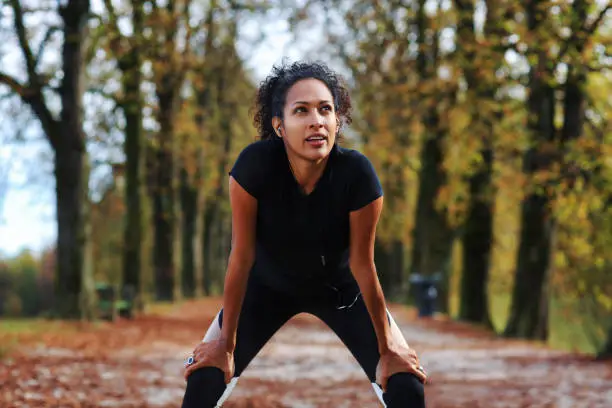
top-left (253, 61), bottom-right (352, 141)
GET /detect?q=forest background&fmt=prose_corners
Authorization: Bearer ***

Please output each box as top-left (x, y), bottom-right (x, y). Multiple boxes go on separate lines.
top-left (0, 0), bottom-right (611, 358)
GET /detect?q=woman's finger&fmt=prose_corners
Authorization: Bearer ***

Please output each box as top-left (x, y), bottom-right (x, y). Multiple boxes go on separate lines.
top-left (184, 359), bottom-right (210, 380)
top-left (411, 364), bottom-right (428, 383)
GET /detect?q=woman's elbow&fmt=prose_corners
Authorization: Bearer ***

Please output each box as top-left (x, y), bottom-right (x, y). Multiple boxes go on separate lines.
top-left (229, 245), bottom-right (255, 270)
top-left (349, 256), bottom-right (376, 279)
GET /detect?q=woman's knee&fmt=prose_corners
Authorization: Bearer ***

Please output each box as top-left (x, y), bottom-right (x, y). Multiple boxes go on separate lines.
top-left (383, 372), bottom-right (425, 408)
top-left (181, 367), bottom-right (227, 408)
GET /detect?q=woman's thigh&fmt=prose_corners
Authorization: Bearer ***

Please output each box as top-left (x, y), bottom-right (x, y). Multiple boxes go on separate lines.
top-left (309, 293), bottom-right (424, 407)
top-left (182, 277), bottom-right (298, 408)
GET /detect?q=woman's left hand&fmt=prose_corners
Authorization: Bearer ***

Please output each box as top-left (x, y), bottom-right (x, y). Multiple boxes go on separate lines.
top-left (376, 343), bottom-right (427, 391)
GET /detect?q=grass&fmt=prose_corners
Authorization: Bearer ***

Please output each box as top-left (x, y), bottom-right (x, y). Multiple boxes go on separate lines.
top-left (488, 293), bottom-right (602, 354)
top-left (0, 318), bottom-right (69, 334)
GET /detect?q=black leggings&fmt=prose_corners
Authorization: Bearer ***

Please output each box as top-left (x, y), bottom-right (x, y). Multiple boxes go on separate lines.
top-left (181, 277), bottom-right (425, 407)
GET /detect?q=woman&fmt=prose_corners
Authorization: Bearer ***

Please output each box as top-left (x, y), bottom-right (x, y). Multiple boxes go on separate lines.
top-left (181, 61), bottom-right (427, 407)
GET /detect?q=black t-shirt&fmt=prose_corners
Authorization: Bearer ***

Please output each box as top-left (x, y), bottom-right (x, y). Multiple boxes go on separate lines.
top-left (229, 137), bottom-right (383, 293)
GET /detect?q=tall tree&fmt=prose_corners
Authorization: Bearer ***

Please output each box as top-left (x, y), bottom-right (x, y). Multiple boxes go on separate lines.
top-left (454, 0), bottom-right (508, 327)
top-left (408, 0), bottom-right (454, 312)
top-left (0, 0), bottom-right (94, 318)
top-left (148, 0), bottom-right (194, 301)
top-left (505, 0), bottom-right (609, 340)
top-left (179, 1), bottom-right (217, 298)
top-left (101, 0), bottom-right (147, 310)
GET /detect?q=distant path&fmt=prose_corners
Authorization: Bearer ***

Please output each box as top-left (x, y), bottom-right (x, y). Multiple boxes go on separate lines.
top-left (1, 298), bottom-right (611, 407)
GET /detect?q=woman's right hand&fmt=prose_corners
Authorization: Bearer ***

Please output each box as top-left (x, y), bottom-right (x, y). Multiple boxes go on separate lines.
top-left (183, 339), bottom-right (235, 383)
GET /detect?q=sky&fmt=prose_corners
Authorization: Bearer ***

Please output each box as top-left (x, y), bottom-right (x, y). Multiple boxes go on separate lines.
top-left (0, 6), bottom-right (311, 258)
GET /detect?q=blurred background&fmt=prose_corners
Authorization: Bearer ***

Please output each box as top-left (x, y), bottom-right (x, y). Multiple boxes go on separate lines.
top-left (0, 0), bottom-right (611, 361)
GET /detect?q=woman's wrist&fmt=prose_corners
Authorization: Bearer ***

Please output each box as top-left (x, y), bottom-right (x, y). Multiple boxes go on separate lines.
top-left (219, 334), bottom-right (236, 352)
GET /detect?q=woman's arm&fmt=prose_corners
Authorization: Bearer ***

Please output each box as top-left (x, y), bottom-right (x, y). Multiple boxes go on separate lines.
top-left (219, 176), bottom-right (258, 352)
top-left (349, 196), bottom-right (425, 389)
top-left (348, 196), bottom-right (394, 354)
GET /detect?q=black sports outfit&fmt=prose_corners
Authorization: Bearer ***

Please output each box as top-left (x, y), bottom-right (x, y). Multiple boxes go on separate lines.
top-left (181, 139), bottom-right (425, 407)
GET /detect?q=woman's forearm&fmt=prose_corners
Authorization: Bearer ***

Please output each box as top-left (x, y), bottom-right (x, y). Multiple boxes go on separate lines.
top-left (219, 248), bottom-right (255, 352)
top-left (350, 262), bottom-right (393, 354)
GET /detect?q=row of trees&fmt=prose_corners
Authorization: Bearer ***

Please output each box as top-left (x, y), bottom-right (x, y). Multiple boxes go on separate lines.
top-left (1, 1), bottom-right (611, 356)
top-left (0, 0), bottom-right (258, 316)
top-left (293, 0), bottom-right (612, 355)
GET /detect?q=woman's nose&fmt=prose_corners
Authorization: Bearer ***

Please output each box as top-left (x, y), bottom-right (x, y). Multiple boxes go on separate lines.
top-left (310, 110), bottom-right (325, 128)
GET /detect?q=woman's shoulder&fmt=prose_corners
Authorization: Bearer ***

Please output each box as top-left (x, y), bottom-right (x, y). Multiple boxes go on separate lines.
top-left (230, 138), bottom-right (282, 197)
top-left (238, 137), bottom-right (282, 157)
top-left (334, 145), bottom-right (376, 172)
top-left (235, 138), bottom-right (282, 167)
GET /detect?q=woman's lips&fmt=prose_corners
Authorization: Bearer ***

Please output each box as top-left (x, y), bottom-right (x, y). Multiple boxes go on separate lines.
top-left (306, 135), bottom-right (326, 148)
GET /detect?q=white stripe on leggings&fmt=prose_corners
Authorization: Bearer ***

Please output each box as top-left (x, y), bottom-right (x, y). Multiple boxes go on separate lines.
top-left (215, 376), bottom-right (239, 407)
top-left (372, 382), bottom-right (387, 407)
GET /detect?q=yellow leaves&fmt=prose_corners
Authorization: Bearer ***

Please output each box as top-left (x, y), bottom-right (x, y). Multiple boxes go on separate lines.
top-left (595, 287), bottom-right (612, 312)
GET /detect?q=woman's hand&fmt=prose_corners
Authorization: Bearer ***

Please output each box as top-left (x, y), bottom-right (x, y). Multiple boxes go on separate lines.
top-left (183, 339), bottom-right (235, 384)
top-left (376, 342), bottom-right (427, 391)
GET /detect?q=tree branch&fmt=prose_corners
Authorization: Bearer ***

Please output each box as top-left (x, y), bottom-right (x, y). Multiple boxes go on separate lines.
top-left (585, 4), bottom-right (611, 36)
top-left (0, 73), bottom-right (59, 150)
top-left (558, 4), bottom-right (611, 62)
top-left (34, 26), bottom-right (62, 68)
top-left (0, 73), bottom-right (29, 97)
top-left (9, 0), bottom-right (38, 82)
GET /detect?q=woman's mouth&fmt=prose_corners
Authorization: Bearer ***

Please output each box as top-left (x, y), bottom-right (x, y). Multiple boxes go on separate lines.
top-left (306, 135), bottom-right (326, 148)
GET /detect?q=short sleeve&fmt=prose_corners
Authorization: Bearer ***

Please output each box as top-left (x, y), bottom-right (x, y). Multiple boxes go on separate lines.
top-left (229, 141), bottom-right (269, 198)
top-left (348, 151), bottom-right (384, 211)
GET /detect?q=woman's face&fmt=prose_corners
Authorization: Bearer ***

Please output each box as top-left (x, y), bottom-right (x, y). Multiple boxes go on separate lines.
top-left (275, 78), bottom-right (338, 162)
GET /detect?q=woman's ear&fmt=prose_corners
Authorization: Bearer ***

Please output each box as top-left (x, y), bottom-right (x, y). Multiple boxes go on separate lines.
top-left (272, 117), bottom-right (282, 138)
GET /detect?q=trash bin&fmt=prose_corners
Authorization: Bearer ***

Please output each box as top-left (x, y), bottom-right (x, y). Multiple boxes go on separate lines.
top-left (409, 274), bottom-right (440, 318)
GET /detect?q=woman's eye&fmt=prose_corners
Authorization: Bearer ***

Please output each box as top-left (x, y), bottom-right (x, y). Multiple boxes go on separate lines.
top-left (294, 107), bottom-right (307, 113)
top-left (321, 105), bottom-right (332, 112)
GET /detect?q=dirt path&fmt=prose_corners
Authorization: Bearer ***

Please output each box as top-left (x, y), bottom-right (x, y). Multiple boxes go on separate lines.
top-left (1, 298), bottom-right (611, 407)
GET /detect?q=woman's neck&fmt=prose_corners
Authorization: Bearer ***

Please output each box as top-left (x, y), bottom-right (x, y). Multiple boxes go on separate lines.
top-left (286, 150), bottom-right (328, 195)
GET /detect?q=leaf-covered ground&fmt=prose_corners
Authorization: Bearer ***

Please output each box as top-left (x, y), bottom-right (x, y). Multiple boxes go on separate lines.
top-left (1, 298), bottom-right (611, 407)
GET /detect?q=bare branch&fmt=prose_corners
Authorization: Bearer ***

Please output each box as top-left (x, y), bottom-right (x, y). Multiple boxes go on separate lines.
top-left (585, 4), bottom-right (611, 36)
top-left (34, 26), bottom-right (62, 68)
top-left (9, 0), bottom-right (38, 82)
top-left (0, 72), bottom-right (28, 97)
top-left (558, 3), bottom-right (611, 62)
top-left (102, 0), bottom-right (127, 58)
top-left (103, 0), bottom-right (119, 28)
top-left (0, 72), bottom-right (59, 149)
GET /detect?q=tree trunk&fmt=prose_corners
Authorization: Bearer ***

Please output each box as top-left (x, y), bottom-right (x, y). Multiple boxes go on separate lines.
top-left (459, 149), bottom-right (494, 327)
top-left (599, 324), bottom-right (612, 360)
top-left (375, 241), bottom-right (392, 292)
top-left (180, 168), bottom-right (198, 298)
top-left (54, 144), bottom-right (87, 318)
top-left (504, 195), bottom-right (553, 339)
top-left (410, 134), bottom-right (454, 313)
top-left (53, 0), bottom-right (92, 319)
top-left (152, 91), bottom-right (179, 301)
top-left (504, 0), bottom-right (557, 340)
top-left (202, 204), bottom-right (216, 295)
top-left (119, 0), bottom-right (145, 312)
top-left (455, 0), bottom-right (497, 327)
top-left (409, 0), bottom-right (452, 313)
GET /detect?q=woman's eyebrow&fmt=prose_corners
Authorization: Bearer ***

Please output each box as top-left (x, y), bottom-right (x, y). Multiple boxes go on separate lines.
top-left (291, 100), bottom-right (333, 106)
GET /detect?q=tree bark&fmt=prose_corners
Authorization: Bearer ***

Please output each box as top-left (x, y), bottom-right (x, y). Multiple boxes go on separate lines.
top-left (504, 0), bottom-right (556, 338)
top-left (460, 149), bottom-right (494, 326)
top-left (410, 135), bottom-right (454, 313)
top-left (153, 89), bottom-right (179, 301)
top-left (454, 0), bottom-right (499, 327)
top-left (409, 0), bottom-right (453, 313)
top-left (180, 168), bottom-right (197, 298)
top-left (53, 0), bottom-right (92, 319)
top-left (118, 0), bottom-right (145, 311)
top-left (599, 324), bottom-right (612, 360)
